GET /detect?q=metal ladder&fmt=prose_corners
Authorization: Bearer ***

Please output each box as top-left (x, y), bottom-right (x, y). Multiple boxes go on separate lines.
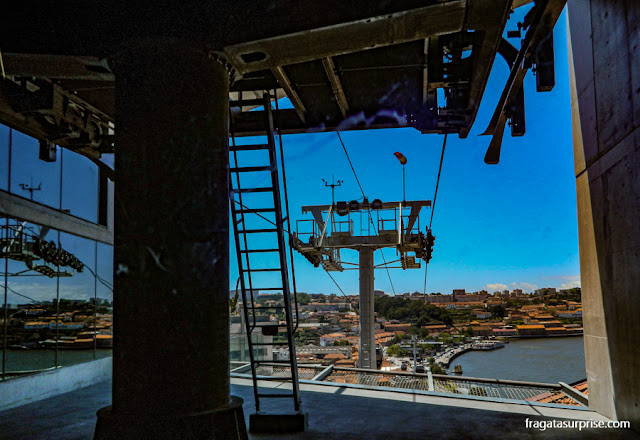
top-left (229, 93), bottom-right (302, 418)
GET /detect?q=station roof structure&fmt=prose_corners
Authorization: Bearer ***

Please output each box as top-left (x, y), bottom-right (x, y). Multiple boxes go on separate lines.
top-left (0, 0), bottom-right (562, 169)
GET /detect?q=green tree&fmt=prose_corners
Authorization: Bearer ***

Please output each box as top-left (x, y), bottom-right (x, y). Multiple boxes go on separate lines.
top-left (297, 292), bottom-right (311, 305)
top-left (386, 345), bottom-right (407, 357)
top-left (489, 304), bottom-right (505, 319)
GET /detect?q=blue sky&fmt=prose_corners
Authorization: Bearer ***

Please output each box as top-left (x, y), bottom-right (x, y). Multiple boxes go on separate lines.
top-left (231, 7), bottom-right (580, 296)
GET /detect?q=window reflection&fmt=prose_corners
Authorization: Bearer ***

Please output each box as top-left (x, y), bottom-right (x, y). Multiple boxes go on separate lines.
top-left (0, 126), bottom-right (9, 191)
top-left (1, 218), bottom-right (113, 381)
top-left (2, 220), bottom-right (57, 376)
top-left (9, 130), bottom-right (61, 209)
top-left (57, 233), bottom-right (98, 365)
top-left (61, 149), bottom-right (99, 223)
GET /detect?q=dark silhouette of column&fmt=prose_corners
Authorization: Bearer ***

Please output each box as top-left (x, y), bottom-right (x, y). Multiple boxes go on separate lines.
top-left (95, 39), bottom-right (246, 439)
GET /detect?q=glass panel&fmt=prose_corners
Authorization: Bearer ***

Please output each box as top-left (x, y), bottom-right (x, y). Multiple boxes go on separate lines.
top-left (9, 129), bottom-right (61, 208)
top-left (61, 149), bottom-right (99, 223)
top-left (0, 125), bottom-right (9, 191)
top-left (2, 218), bottom-right (57, 378)
top-left (56, 232), bottom-right (96, 366)
top-left (100, 153), bottom-right (114, 170)
top-left (95, 242), bottom-right (113, 358)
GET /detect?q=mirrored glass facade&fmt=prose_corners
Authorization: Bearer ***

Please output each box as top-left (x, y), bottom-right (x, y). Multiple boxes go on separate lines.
top-left (1, 126), bottom-right (113, 381)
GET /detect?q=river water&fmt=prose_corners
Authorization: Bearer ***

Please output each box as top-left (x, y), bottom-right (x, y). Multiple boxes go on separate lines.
top-left (446, 336), bottom-right (585, 384)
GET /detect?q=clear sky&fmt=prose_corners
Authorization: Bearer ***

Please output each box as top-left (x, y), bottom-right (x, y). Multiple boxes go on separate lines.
top-left (231, 6), bottom-right (580, 296)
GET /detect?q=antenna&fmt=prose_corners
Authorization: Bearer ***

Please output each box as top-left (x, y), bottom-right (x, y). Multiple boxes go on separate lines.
top-left (322, 174), bottom-right (343, 205)
top-left (19, 177), bottom-right (42, 201)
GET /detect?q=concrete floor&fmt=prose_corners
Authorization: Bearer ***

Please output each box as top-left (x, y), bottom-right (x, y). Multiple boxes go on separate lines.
top-left (1, 378), bottom-right (637, 440)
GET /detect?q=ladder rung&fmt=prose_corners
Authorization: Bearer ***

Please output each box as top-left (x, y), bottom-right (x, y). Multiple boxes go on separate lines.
top-left (249, 306), bottom-right (285, 310)
top-left (240, 249), bottom-right (280, 253)
top-left (229, 144), bottom-right (270, 151)
top-left (256, 377), bottom-right (294, 381)
top-left (238, 228), bottom-right (278, 234)
top-left (229, 98), bottom-right (266, 107)
top-left (230, 166), bottom-right (272, 173)
top-left (257, 393), bottom-right (296, 398)
top-left (237, 208), bottom-right (275, 214)
top-left (231, 187), bottom-right (274, 193)
top-left (243, 268), bottom-right (281, 272)
top-left (253, 344), bottom-right (291, 352)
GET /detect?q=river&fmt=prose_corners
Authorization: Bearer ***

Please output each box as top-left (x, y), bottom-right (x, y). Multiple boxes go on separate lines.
top-left (445, 336), bottom-right (585, 384)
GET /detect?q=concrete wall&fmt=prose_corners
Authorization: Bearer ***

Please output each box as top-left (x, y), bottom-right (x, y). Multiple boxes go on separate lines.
top-left (0, 357), bottom-right (112, 412)
top-left (568, 0), bottom-right (640, 425)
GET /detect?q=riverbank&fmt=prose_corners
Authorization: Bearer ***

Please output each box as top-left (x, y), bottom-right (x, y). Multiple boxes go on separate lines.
top-left (434, 343), bottom-right (472, 368)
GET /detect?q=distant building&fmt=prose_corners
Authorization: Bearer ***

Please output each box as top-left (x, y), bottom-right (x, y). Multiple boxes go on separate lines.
top-left (424, 294), bottom-right (453, 304)
top-left (455, 294), bottom-right (484, 302)
top-left (534, 287), bottom-right (557, 297)
top-left (319, 333), bottom-right (347, 346)
top-left (470, 325), bottom-right (492, 337)
top-left (383, 323), bottom-right (412, 332)
top-left (24, 322), bottom-right (49, 330)
top-left (492, 328), bottom-right (517, 337)
top-left (473, 309), bottom-right (491, 319)
top-left (516, 325), bottom-right (546, 336)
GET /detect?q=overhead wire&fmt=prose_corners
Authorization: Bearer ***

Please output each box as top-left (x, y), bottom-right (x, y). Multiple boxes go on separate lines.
top-left (424, 133), bottom-right (448, 295)
top-left (429, 134), bottom-right (448, 231)
top-left (0, 283), bottom-right (38, 303)
top-left (336, 132), bottom-right (397, 296)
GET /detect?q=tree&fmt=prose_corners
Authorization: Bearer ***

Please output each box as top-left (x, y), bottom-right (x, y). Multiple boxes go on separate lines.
top-left (386, 345), bottom-right (407, 357)
top-left (430, 363), bottom-right (446, 375)
top-left (489, 304), bottom-right (505, 319)
top-left (229, 291), bottom-right (239, 314)
top-left (297, 292), bottom-right (311, 305)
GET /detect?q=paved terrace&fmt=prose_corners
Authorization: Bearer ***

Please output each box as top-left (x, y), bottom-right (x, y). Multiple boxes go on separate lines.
top-left (1, 377), bottom-right (638, 440)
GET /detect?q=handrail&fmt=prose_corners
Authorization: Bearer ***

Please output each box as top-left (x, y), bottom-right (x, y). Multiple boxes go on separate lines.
top-left (330, 366), bottom-right (561, 389)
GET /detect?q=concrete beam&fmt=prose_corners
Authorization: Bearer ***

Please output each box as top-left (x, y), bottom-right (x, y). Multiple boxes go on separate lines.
top-left (224, 1), bottom-right (466, 74)
top-left (0, 190), bottom-right (113, 245)
top-left (322, 57), bottom-right (349, 118)
top-left (568, 0), bottom-right (640, 427)
top-left (2, 53), bottom-right (114, 81)
top-left (271, 66), bottom-right (307, 124)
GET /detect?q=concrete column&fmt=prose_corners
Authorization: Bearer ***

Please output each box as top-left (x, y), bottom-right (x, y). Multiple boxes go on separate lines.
top-left (95, 40), bottom-right (246, 439)
top-left (358, 247), bottom-right (376, 369)
top-left (568, 1), bottom-right (640, 426)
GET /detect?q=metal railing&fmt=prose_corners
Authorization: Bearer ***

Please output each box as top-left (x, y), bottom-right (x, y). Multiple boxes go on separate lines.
top-left (230, 364), bottom-right (585, 407)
